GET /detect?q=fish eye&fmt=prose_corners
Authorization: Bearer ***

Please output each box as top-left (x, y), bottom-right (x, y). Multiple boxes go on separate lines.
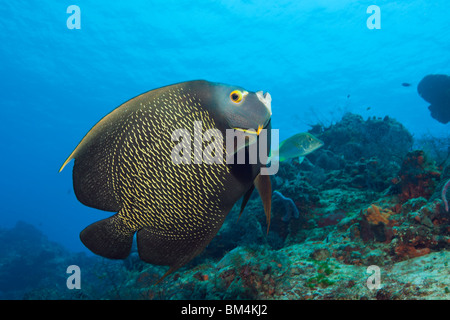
top-left (230, 90), bottom-right (244, 104)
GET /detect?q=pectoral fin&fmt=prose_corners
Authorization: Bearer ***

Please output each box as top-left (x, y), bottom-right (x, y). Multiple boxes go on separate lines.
top-left (238, 185), bottom-right (255, 221)
top-left (254, 174), bottom-right (272, 234)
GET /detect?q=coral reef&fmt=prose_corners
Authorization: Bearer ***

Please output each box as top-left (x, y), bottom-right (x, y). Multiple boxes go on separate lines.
top-left (2, 112), bottom-right (449, 300)
top-left (391, 150), bottom-right (441, 203)
top-left (0, 221), bottom-right (99, 299)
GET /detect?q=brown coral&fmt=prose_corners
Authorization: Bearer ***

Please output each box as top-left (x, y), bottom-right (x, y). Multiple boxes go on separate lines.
top-left (365, 204), bottom-right (392, 225)
top-left (359, 204), bottom-right (395, 242)
top-left (394, 245), bottom-right (430, 260)
top-left (394, 150), bottom-right (440, 203)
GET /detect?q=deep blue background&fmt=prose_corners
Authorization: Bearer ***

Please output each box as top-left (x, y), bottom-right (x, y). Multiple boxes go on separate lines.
top-left (0, 0), bottom-right (448, 253)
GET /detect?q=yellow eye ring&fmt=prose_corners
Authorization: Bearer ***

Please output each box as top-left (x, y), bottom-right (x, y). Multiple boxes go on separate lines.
top-left (230, 90), bottom-right (244, 104)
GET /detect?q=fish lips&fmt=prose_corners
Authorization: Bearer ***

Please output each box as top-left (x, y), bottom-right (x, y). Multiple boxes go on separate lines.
top-left (317, 138), bottom-right (325, 148)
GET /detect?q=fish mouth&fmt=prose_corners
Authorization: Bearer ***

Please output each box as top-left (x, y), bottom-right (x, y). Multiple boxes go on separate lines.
top-left (234, 119), bottom-right (272, 136)
top-left (233, 125), bottom-right (265, 136)
top-left (316, 138), bottom-right (324, 147)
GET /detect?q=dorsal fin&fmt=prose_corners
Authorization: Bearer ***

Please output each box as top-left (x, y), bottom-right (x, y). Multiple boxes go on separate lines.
top-left (58, 89), bottom-right (160, 211)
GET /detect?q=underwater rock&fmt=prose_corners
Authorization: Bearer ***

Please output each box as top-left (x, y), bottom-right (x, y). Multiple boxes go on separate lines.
top-left (215, 247), bottom-right (290, 299)
top-left (0, 222), bottom-right (63, 298)
top-left (0, 221), bottom-right (104, 300)
top-left (312, 113), bottom-right (413, 165)
top-left (317, 212), bottom-right (346, 228)
top-left (362, 249), bottom-right (387, 266)
top-left (315, 150), bottom-right (345, 171)
top-left (389, 197), bottom-right (450, 262)
top-left (309, 248), bottom-right (331, 261)
top-left (167, 246), bottom-right (291, 300)
top-left (202, 200), bottom-right (268, 260)
top-left (315, 188), bottom-right (374, 226)
top-left (400, 197), bottom-right (428, 214)
top-left (306, 113), bottom-right (413, 192)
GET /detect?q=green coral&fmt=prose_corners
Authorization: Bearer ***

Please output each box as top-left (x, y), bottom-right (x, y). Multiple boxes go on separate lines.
top-left (304, 258), bottom-right (337, 288)
top-left (306, 274), bottom-right (335, 288)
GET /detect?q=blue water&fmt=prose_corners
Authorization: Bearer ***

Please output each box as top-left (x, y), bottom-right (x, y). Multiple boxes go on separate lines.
top-left (0, 0), bottom-right (448, 254)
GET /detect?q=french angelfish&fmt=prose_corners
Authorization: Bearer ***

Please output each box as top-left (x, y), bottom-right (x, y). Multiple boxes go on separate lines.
top-left (59, 80), bottom-right (273, 281)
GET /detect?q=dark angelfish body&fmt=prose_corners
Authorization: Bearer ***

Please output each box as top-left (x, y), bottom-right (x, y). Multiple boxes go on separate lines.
top-left (59, 80), bottom-right (272, 281)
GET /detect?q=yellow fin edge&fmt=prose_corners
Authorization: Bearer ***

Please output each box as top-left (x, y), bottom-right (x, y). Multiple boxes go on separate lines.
top-left (58, 150), bottom-right (76, 173)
